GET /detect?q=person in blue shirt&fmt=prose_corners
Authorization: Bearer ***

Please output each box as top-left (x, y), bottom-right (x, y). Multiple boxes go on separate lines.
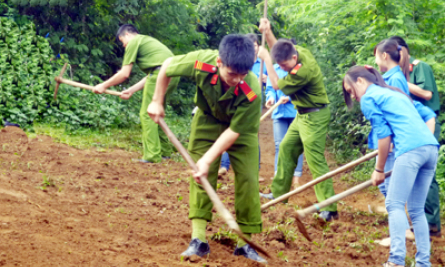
top-left (265, 64), bottom-right (303, 186)
top-left (343, 65), bottom-right (438, 267)
top-left (218, 33), bottom-right (268, 178)
top-left (372, 39), bottom-right (410, 198)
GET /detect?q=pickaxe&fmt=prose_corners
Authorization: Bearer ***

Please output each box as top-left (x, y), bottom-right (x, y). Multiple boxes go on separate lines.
top-left (53, 63), bottom-right (122, 100)
top-left (158, 118), bottom-right (270, 258)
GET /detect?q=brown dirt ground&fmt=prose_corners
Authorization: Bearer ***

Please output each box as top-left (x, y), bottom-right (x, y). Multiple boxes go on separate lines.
top-left (0, 117), bottom-right (444, 267)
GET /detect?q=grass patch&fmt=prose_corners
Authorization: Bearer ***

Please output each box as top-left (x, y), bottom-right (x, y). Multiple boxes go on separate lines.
top-left (26, 115), bottom-right (192, 154)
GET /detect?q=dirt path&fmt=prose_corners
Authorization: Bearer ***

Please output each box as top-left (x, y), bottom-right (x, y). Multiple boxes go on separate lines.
top-left (0, 118), bottom-right (444, 266)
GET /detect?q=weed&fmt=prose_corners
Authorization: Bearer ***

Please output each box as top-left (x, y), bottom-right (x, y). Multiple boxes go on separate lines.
top-left (277, 251), bottom-right (288, 262)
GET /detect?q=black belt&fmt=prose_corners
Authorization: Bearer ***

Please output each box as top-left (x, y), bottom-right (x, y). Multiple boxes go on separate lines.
top-left (298, 104), bottom-right (327, 115)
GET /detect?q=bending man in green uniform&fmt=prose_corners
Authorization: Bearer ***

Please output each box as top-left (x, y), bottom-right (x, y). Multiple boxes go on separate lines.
top-left (390, 36), bottom-right (442, 237)
top-left (147, 34), bottom-right (265, 263)
top-left (93, 24), bottom-right (179, 163)
top-left (257, 18), bottom-right (338, 221)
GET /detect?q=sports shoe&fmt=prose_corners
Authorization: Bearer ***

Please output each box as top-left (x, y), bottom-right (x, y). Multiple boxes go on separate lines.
top-left (319, 211), bottom-right (339, 222)
top-left (180, 238), bottom-right (210, 258)
top-left (138, 159), bottom-right (154, 163)
top-left (259, 192), bottom-right (274, 200)
top-left (218, 167), bottom-right (228, 177)
top-left (233, 244), bottom-right (267, 263)
top-left (382, 262), bottom-right (403, 267)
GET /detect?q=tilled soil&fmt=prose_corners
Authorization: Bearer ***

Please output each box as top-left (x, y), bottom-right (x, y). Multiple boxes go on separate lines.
top-left (0, 119), bottom-right (444, 266)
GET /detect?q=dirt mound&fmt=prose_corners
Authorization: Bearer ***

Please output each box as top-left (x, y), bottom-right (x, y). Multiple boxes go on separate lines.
top-left (0, 119), bottom-right (443, 266)
top-left (0, 126), bottom-right (29, 153)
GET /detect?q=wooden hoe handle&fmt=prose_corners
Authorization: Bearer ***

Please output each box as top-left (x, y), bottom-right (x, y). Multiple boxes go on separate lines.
top-left (296, 171), bottom-right (392, 219)
top-left (261, 150), bottom-right (379, 210)
top-left (158, 118), bottom-right (269, 258)
top-left (260, 97), bottom-right (284, 122)
top-left (54, 76), bottom-right (122, 97)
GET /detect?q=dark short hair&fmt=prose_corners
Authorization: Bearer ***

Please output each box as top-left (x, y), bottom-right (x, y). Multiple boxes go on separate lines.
top-left (219, 34), bottom-right (255, 74)
top-left (116, 24), bottom-right (139, 41)
top-left (271, 38), bottom-right (298, 63)
top-left (245, 33), bottom-right (259, 45)
top-left (389, 36), bottom-right (410, 54)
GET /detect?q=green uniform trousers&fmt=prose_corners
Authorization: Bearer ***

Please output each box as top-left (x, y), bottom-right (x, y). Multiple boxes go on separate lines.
top-left (139, 69), bottom-right (179, 163)
top-left (271, 106), bottom-right (337, 212)
top-left (425, 118), bottom-right (441, 232)
top-left (188, 109), bottom-right (263, 234)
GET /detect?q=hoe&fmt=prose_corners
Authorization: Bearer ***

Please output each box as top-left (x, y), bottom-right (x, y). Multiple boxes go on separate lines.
top-left (53, 63), bottom-right (122, 100)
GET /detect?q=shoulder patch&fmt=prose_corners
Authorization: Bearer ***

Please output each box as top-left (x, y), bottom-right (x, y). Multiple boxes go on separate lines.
top-left (194, 61), bottom-right (217, 73)
top-left (210, 74), bottom-right (218, 85)
top-left (413, 59), bottom-right (420, 65)
top-left (238, 80), bottom-right (257, 102)
top-left (290, 63), bottom-right (302, 75)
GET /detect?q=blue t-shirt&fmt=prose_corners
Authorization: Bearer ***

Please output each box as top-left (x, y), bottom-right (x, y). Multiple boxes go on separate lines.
top-left (361, 84), bottom-right (438, 158)
top-left (382, 66), bottom-right (410, 95)
top-left (251, 58), bottom-right (267, 82)
top-left (265, 64), bottom-right (297, 119)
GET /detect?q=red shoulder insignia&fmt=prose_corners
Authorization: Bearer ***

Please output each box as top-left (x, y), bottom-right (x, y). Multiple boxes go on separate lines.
top-left (290, 63), bottom-right (302, 75)
top-left (234, 85), bottom-right (239, 96)
top-left (194, 61), bottom-right (217, 73)
top-left (238, 81), bottom-right (257, 102)
top-left (409, 64), bottom-right (413, 72)
top-left (210, 74), bottom-right (218, 85)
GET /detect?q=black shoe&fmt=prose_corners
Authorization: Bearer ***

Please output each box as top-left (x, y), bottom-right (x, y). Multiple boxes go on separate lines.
top-left (430, 230), bottom-right (441, 237)
top-left (259, 193), bottom-right (274, 200)
top-left (181, 238), bottom-right (210, 258)
top-left (233, 244), bottom-right (267, 263)
top-left (319, 211), bottom-right (339, 222)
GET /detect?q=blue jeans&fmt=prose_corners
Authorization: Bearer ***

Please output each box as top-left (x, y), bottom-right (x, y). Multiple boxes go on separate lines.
top-left (220, 144), bottom-right (261, 170)
top-left (273, 118), bottom-right (303, 177)
top-left (386, 145), bottom-right (438, 266)
top-left (377, 151), bottom-right (395, 198)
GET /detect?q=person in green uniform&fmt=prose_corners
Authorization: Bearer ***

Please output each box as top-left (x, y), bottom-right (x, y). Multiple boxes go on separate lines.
top-left (93, 24), bottom-right (179, 163)
top-left (147, 34), bottom-right (265, 263)
top-left (390, 36), bottom-right (442, 237)
top-left (257, 18), bottom-right (338, 221)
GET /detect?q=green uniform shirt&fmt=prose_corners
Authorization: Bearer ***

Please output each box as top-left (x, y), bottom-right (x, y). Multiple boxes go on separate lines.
top-left (165, 50), bottom-right (261, 134)
top-left (409, 57), bottom-right (440, 112)
top-left (122, 35), bottom-right (173, 74)
top-left (277, 45), bottom-right (330, 109)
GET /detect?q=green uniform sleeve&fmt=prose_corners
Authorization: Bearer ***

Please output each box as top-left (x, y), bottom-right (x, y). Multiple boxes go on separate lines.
top-left (277, 66), bottom-right (309, 96)
top-left (165, 51), bottom-right (201, 79)
top-left (413, 63), bottom-right (431, 91)
top-left (122, 38), bottom-right (139, 67)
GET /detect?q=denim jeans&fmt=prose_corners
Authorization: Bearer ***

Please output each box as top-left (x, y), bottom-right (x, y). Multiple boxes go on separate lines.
top-left (273, 118), bottom-right (303, 177)
top-left (220, 144), bottom-right (261, 170)
top-left (386, 145), bottom-right (438, 266)
top-left (377, 151), bottom-right (395, 198)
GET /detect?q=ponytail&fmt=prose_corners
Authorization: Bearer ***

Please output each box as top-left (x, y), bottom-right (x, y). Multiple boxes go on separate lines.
top-left (342, 65), bottom-right (412, 110)
top-left (374, 39), bottom-right (410, 81)
top-left (398, 45), bottom-right (410, 81)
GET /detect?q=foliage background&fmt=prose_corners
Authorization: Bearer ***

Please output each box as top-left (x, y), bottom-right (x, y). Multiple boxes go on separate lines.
top-left (1, 0), bottom-right (445, 212)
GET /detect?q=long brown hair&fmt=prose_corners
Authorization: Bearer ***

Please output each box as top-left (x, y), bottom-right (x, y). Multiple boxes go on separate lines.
top-left (374, 39), bottom-right (410, 81)
top-left (342, 65), bottom-right (412, 110)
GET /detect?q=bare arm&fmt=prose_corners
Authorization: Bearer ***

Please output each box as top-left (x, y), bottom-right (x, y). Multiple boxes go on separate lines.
top-left (259, 18), bottom-right (278, 48)
top-left (258, 46), bottom-right (279, 89)
top-left (120, 76), bottom-right (147, 100)
top-left (93, 64), bottom-right (133, 94)
top-left (372, 136), bottom-right (391, 186)
top-left (193, 128), bottom-right (240, 183)
top-left (425, 117), bottom-right (435, 134)
top-left (147, 57), bottom-right (173, 123)
top-left (408, 82), bottom-right (432, 101)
